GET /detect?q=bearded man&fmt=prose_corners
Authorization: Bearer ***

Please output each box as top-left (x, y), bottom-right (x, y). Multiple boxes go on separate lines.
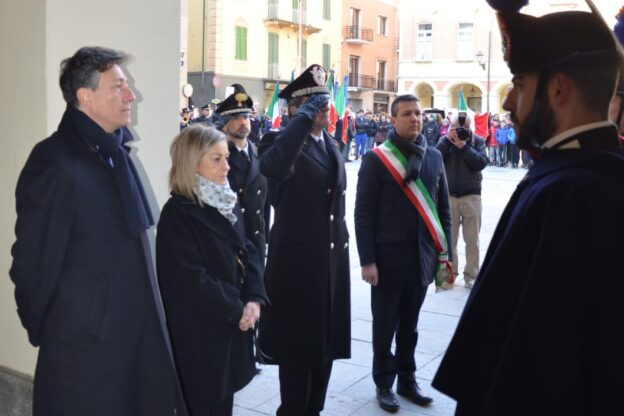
top-left (433, 3), bottom-right (624, 415)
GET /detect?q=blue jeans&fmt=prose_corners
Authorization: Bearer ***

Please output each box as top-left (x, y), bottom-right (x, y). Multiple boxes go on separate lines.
top-left (355, 133), bottom-right (367, 158)
top-left (488, 146), bottom-right (497, 164)
top-left (496, 144), bottom-right (507, 165)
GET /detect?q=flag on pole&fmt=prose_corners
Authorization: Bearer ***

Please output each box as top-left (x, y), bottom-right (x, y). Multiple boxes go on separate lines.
top-left (458, 88), bottom-right (468, 111)
top-left (268, 82), bottom-right (282, 129)
top-left (474, 112), bottom-right (489, 138)
top-left (335, 75), bottom-right (349, 144)
top-left (326, 69), bottom-right (334, 93)
top-left (326, 70), bottom-right (338, 135)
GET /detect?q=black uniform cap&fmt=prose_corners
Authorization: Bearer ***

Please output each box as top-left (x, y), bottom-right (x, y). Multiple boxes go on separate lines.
top-left (497, 10), bottom-right (616, 75)
top-left (215, 91), bottom-right (253, 116)
top-left (279, 64), bottom-right (330, 100)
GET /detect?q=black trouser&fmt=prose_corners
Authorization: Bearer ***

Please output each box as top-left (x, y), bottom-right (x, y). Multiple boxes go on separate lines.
top-left (276, 361), bottom-right (333, 416)
top-left (371, 281), bottom-right (428, 389)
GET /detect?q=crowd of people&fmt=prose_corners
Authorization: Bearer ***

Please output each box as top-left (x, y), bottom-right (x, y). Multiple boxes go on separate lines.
top-left (8, 2), bottom-right (624, 416)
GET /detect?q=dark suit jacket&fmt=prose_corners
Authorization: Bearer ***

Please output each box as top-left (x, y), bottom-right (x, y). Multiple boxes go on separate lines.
top-left (227, 141), bottom-right (269, 264)
top-left (354, 139), bottom-right (452, 287)
top-left (157, 195), bottom-right (268, 413)
top-left (9, 109), bottom-right (178, 416)
top-left (258, 114), bottom-right (351, 364)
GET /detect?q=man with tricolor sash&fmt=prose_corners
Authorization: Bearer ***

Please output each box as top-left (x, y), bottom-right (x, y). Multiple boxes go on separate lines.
top-left (354, 94), bottom-right (452, 413)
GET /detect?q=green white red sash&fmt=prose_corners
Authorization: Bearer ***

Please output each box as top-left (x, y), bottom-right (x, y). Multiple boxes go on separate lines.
top-left (372, 140), bottom-right (454, 289)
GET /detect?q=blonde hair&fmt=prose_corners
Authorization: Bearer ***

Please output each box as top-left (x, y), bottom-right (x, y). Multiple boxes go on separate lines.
top-left (169, 124), bottom-right (227, 202)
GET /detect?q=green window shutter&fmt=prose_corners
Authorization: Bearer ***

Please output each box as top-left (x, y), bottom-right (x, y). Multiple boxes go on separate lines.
top-left (268, 32), bottom-right (279, 64)
top-left (235, 26), bottom-right (241, 59)
top-left (323, 0), bottom-right (331, 20)
top-left (322, 44), bottom-right (330, 69)
top-left (302, 39), bottom-right (307, 68)
top-left (235, 26), bottom-right (248, 60)
top-left (242, 27), bottom-right (247, 60)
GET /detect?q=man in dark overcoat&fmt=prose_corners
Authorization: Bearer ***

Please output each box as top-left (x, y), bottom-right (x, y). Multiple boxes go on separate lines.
top-left (433, 4), bottom-right (624, 415)
top-left (355, 94), bottom-right (451, 413)
top-left (258, 64), bottom-right (351, 416)
top-left (9, 47), bottom-right (181, 416)
top-left (215, 88), bottom-right (269, 264)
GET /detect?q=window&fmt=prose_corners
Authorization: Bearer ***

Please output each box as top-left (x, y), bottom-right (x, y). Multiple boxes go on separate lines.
top-left (348, 8), bottom-right (362, 39)
top-left (457, 22), bottom-right (474, 61)
top-left (323, 0), bottom-right (331, 20)
top-left (349, 55), bottom-right (360, 87)
top-left (293, 0), bottom-right (304, 24)
top-left (416, 23), bottom-right (432, 61)
top-left (377, 16), bottom-right (387, 36)
top-left (268, 33), bottom-right (279, 64)
top-left (322, 43), bottom-right (331, 70)
top-left (268, 32), bottom-right (279, 78)
top-left (376, 60), bottom-right (387, 90)
top-left (235, 26), bottom-right (247, 60)
top-left (302, 39), bottom-right (307, 69)
top-left (349, 8), bottom-right (360, 28)
top-left (268, 0), bottom-right (278, 19)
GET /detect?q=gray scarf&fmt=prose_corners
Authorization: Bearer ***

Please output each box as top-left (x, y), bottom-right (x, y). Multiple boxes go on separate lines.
top-left (194, 174), bottom-right (238, 224)
top-left (388, 131), bottom-right (427, 185)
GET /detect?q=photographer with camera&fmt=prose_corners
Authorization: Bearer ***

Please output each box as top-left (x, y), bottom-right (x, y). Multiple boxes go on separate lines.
top-left (436, 112), bottom-right (489, 288)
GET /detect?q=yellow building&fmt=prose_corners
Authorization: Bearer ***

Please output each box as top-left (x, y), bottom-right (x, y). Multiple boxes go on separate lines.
top-left (186, 0), bottom-right (343, 114)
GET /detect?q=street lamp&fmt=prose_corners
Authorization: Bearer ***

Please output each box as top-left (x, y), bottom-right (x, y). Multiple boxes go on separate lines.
top-left (475, 31), bottom-right (492, 113)
top-left (476, 50), bottom-right (485, 70)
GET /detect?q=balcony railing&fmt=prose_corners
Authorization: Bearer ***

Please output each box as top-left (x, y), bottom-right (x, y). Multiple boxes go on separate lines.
top-left (345, 26), bottom-right (373, 42)
top-left (376, 78), bottom-right (397, 92)
top-left (265, 4), bottom-right (321, 34)
top-left (348, 74), bottom-right (375, 89)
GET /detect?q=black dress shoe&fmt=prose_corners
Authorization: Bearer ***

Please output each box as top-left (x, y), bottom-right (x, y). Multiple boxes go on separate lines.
top-left (376, 387), bottom-right (400, 413)
top-left (397, 383), bottom-right (433, 406)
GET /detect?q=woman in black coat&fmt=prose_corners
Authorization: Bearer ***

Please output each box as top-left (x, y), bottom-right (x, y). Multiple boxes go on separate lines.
top-left (157, 125), bottom-right (268, 416)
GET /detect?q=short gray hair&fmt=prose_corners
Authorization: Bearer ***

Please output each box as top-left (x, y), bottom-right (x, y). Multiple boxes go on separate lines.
top-left (59, 46), bottom-right (127, 108)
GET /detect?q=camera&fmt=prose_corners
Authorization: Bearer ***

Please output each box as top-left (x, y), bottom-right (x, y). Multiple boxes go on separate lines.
top-left (456, 112), bottom-right (471, 141)
top-left (456, 127), bottom-right (470, 141)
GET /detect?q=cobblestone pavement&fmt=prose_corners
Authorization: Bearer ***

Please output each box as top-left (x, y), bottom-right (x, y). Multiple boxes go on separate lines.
top-left (234, 161), bottom-right (526, 415)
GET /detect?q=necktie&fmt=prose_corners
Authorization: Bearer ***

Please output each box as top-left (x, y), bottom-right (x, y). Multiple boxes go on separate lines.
top-left (316, 138), bottom-right (328, 157)
top-left (241, 149), bottom-right (250, 163)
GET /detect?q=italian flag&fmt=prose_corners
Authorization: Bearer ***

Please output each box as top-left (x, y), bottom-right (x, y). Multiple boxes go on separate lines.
top-left (326, 70), bottom-right (338, 135)
top-left (268, 82), bottom-right (281, 129)
top-left (335, 75), bottom-right (349, 144)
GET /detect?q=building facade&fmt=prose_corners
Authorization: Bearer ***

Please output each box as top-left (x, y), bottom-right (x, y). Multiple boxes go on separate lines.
top-left (341, 0), bottom-right (399, 113)
top-left (397, 0), bottom-right (620, 116)
top-left (186, 0), bottom-right (343, 114)
top-left (398, 0), bottom-right (512, 115)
